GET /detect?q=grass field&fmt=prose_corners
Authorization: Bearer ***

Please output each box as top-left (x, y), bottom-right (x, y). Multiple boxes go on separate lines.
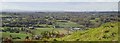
top-left (33, 28), bottom-right (68, 35)
top-left (1, 32), bottom-right (32, 40)
top-left (55, 21), bottom-right (81, 28)
top-left (1, 28), bottom-right (68, 41)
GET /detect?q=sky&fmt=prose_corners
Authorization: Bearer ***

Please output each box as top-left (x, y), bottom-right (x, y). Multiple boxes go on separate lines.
top-left (0, 0), bottom-right (119, 12)
top-left (1, 0), bottom-right (120, 2)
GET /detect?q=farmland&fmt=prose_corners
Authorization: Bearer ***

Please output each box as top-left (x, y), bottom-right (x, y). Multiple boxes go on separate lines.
top-left (0, 11), bottom-right (119, 42)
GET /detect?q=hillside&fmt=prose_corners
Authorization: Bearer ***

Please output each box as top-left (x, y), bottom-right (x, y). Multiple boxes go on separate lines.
top-left (54, 22), bottom-right (119, 41)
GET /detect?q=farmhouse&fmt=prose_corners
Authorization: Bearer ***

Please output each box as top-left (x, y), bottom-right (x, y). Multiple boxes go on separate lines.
top-left (70, 28), bottom-right (82, 31)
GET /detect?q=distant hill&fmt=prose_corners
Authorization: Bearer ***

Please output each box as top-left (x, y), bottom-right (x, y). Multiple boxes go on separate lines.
top-left (1, 9), bottom-right (36, 12)
top-left (0, 9), bottom-right (118, 13)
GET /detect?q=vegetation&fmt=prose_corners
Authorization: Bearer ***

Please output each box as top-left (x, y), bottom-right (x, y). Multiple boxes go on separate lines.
top-left (0, 11), bottom-right (119, 42)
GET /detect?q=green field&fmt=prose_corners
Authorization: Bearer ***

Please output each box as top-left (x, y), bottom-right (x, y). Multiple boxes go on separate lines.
top-left (1, 28), bottom-right (68, 41)
top-left (33, 28), bottom-right (68, 35)
top-left (55, 21), bottom-right (81, 28)
top-left (1, 32), bottom-right (32, 40)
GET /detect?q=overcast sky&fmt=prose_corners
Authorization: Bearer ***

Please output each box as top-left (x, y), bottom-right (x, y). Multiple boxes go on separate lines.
top-left (1, 0), bottom-right (120, 2)
top-left (0, 0), bottom-right (119, 12)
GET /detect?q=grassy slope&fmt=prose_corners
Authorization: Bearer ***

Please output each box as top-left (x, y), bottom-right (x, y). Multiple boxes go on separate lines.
top-left (56, 22), bottom-right (119, 41)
